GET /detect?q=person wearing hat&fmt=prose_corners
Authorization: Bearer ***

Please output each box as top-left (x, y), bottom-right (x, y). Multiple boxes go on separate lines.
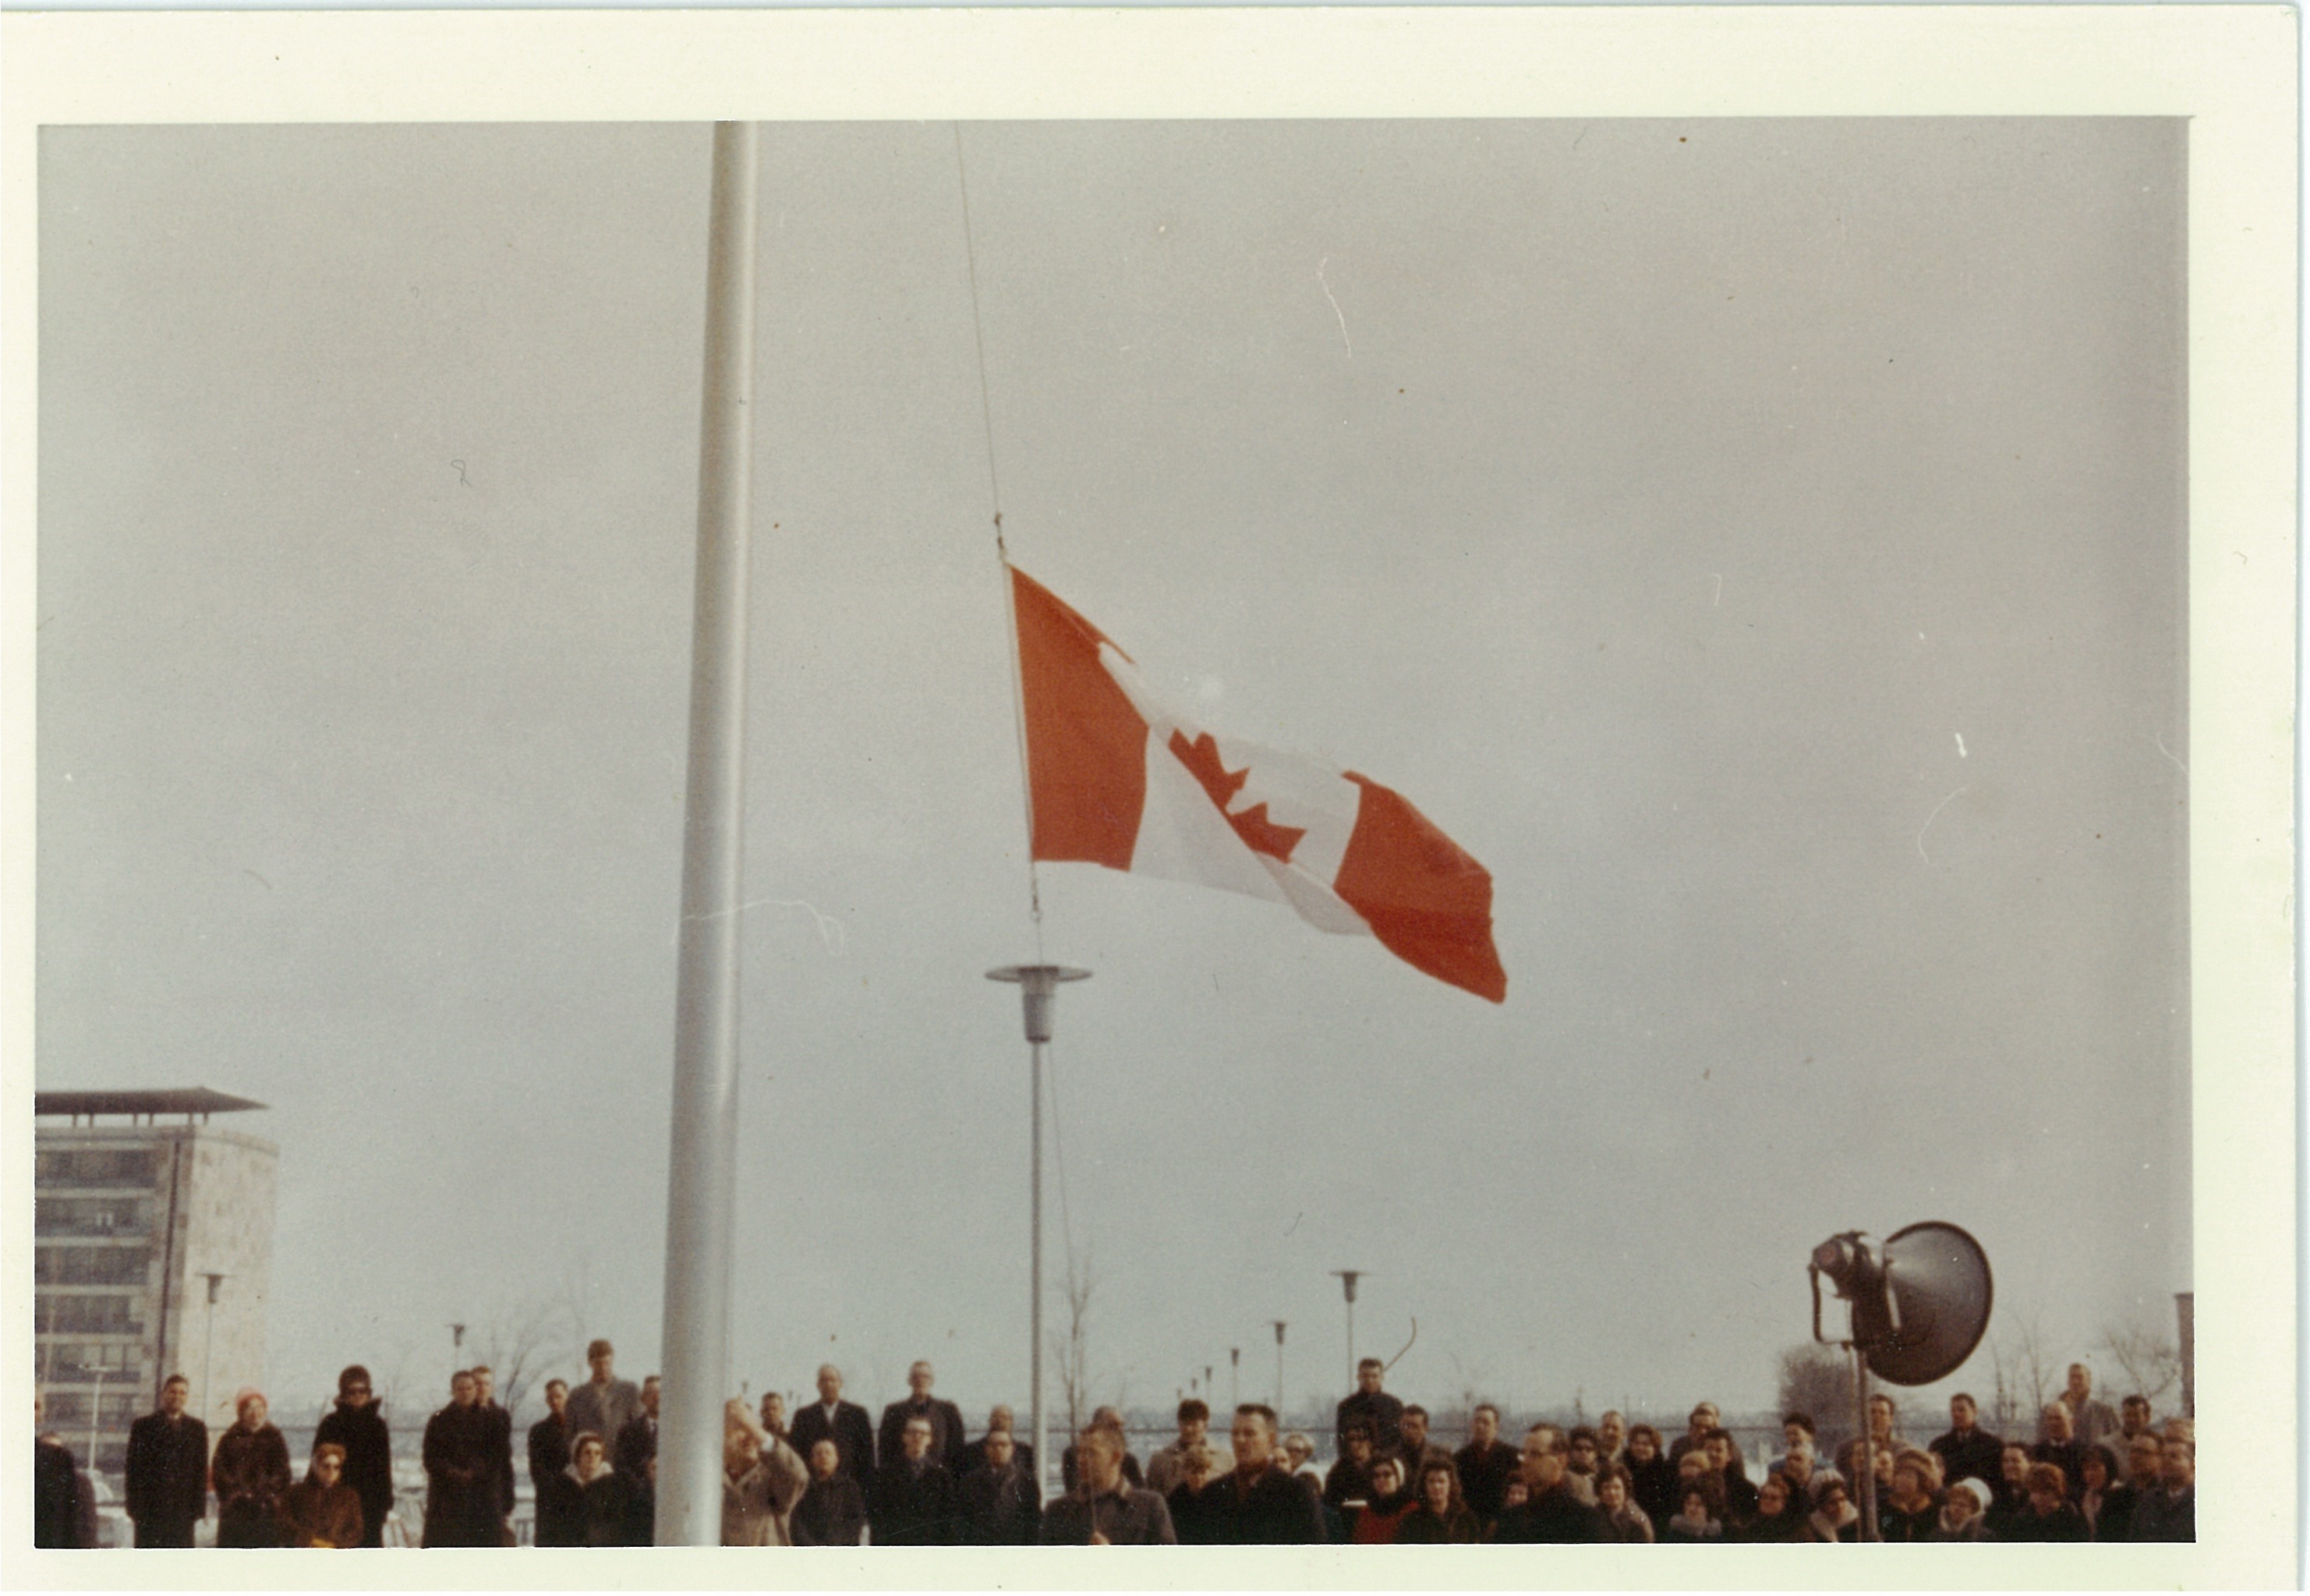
top-left (1802, 1473), bottom-right (1860, 1542)
top-left (210, 1389), bottom-right (292, 1547)
top-left (1931, 1477), bottom-right (1991, 1541)
top-left (278, 1443), bottom-right (365, 1548)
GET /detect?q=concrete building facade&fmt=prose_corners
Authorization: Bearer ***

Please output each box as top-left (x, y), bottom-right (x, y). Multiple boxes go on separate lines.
top-left (34, 1088), bottom-right (278, 1476)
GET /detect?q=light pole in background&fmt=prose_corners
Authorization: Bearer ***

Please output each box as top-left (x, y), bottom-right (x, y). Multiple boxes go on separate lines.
top-left (1229, 1347), bottom-right (1240, 1411)
top-left (1330, 1270), bottom-right (1365, 1390)
top-left (987, 962), bottom-right (1093, 1501)
top-left (1269, 1321), bottom-right (1287, 1417)
top-left (199, 1273), bottom-right (227, 1428)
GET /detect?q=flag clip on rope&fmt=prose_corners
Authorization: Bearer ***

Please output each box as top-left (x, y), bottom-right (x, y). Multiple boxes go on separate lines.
top-left (1006, 567), bottom-right (1506, 1003)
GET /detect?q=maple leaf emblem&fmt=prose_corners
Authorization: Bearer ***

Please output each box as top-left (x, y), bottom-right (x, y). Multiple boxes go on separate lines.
top-left (1167, 730), bottom-right (1307, 862)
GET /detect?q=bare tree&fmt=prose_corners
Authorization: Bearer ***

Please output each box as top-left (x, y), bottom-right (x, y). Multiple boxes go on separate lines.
top-left (471, 1289), bottom-right (580, 1425)
top-left (2099, 1318), bottom-right (2182, 1407)
top-left (1777, 1344), bottom-right (1855, 1442)
top-left (1990, 1307), bottom-right (2057, 1431)
top-left (1048, 1251), bottom-right (1098, 1441)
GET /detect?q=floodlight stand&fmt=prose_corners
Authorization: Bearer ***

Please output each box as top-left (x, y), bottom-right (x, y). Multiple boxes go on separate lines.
top-left (989, 963), bottom-right (1091, 1502)
top-left (1851, 1345), bottom-right (1879, 1543)
top-left (1809, 1259), bottom-right (1880, 1542)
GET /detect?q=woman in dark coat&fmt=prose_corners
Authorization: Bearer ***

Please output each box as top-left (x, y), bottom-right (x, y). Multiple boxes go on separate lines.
top-left (278, 1444), bottom-right (366, 1548)
top-left (210, 1391), bottom-right (293, 1548)
top-left (312, 1368), bottom-right (394, 1548)
top-left (537, 1431), bottom-right (630, 1547)
top-left (2001, 1461), bottom-right (2089, 1542)
top-left (1394, 1458), bottom-right (1482, 1544)
top-left (2078, 1445), bottom-right (2131, 1541)
top-left (1622, 1424), bottom-right (1680, 1534)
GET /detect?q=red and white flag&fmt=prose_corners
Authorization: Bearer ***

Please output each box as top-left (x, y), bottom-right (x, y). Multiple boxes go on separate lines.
top-left (1007, 566), bottom-right (1506, 1003)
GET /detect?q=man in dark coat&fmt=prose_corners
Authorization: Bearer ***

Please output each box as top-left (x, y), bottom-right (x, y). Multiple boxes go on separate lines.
top-left (1218, 1406), bottom-right (1325, 1543)
top-left (528, 1380), bottom-right (571, 1499)
top-left (420, 1371), bottom-right (499, 1547)
top-left (791, 1364), bottom-right (877, 1485)
top-left (614, 1376), bottom-right (662, 1482)
top-left (313, 1365), bottom-right (394, 1548)
top-left (2128, 1436), bottom-right (2195, 1541)
top-left (125, 1375), bottom-right (208, 1548)
top-left (957, 1428), bottom-right (1041, 1543)
top-left (1493, 1424), bottom-right (1608, 1543)
top-left (34, 1393), bottom-right (85, 1549)
top-left (956, 1404), bottom-right (1036, 1483)
top-left (1929, 1393), bottom-right (2004, 1495)
top-left (1334, 1359), bottom-right (1404, 1455)
top-left (791, 1439), bottom-right (868, 1545)
top-left (472, 1366), bottom-right (515, 1540)
top-left (871, 1414), bottom-right (957, 1545)
top-left (1454, 1403), bottom-right (1520, 1530)
top-left (878, 1361), bottom-right (966, 1472)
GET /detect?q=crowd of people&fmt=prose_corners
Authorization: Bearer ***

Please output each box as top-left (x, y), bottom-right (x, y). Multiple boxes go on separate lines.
top-left (34, 1344), bottom-right (2196, 1548)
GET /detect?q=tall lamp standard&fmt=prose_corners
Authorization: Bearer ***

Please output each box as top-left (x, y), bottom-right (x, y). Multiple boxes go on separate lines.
top-left (1329, 1271), bottom-right (1365, 1391)
top-left (987, 961), bottom-right (1092, 1500)
top-left (1269, 1321), bottom-right (1288, 1417)
top-left (199, 1273), bottom-right (228, 1428)
top-left (1229, 1347), bottom-right (1240, 1411)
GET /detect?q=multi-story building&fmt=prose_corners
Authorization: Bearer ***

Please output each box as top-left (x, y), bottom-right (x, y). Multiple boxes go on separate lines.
top-left (34, 1088), bottom-right (278, 1476)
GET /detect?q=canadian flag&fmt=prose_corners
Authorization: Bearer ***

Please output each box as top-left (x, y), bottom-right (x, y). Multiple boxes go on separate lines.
top-left (1008, 566), bottom-right (1506, 1003)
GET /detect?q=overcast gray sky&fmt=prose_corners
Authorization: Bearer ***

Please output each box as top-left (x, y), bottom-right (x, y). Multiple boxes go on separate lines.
top-left (38, 118), bottom-right (2188, 1424)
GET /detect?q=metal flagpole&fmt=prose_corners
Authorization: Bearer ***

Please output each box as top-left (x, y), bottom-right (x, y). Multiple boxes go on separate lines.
top-left (656, 119), bottom-right (760, 1548)
top-left (988, 964), bottom-right (1090, 1502)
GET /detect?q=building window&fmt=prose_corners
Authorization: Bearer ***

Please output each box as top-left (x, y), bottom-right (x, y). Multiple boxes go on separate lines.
top-left (33, 1246), bottom-right (153, 1286)
top-left (34, 1197), bottom-right (148, 1237)
top-left (34, 1148), bottom-right (159, 1188)
top-left (37, 1294), bottom-right (142, 1334)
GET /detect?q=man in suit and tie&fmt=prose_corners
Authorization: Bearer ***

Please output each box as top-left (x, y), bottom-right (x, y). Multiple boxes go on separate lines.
top-left (879, 1361), bottom-right (967, 1471)
top-left (614, 1375), bottom-right (662, 1480)
top-left (790, 1364), bottom-right (876, 1485)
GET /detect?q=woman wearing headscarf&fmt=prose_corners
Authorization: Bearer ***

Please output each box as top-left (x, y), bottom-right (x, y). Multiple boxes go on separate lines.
top-left (1802, 1474), bottom-right (1861, 1542)
top-left (278, 1443), bottom-right (365, 1548)
top-left (1348, 1455), bottom-right (1417, 1544)
top-left (550, 1431), bottom-right (631, 1548)
top-left (1930, 1477), bottom-right (1991, 1541)
top-left (210, 1389), bottom-right (292, 1548)
top-left (1395, 1457), bottom-right (1481, 1544)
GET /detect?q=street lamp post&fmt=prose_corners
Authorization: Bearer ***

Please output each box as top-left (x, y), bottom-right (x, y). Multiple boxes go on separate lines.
top-left (1230, 1347), bottom-right (1240, 1411)
top-left (1330, 1271), bottom-right (1365, 1391)
top-left (199, 1273), bottom-right (227, 1428)
top-left (1270, 1321), bottom-right (1287, 1417)
top-left (987, 962), bottom-right (1092, 1501)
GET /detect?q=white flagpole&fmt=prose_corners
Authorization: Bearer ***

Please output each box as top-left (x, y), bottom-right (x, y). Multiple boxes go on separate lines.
top-left (657, 119), bottom-right (759, 1548)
